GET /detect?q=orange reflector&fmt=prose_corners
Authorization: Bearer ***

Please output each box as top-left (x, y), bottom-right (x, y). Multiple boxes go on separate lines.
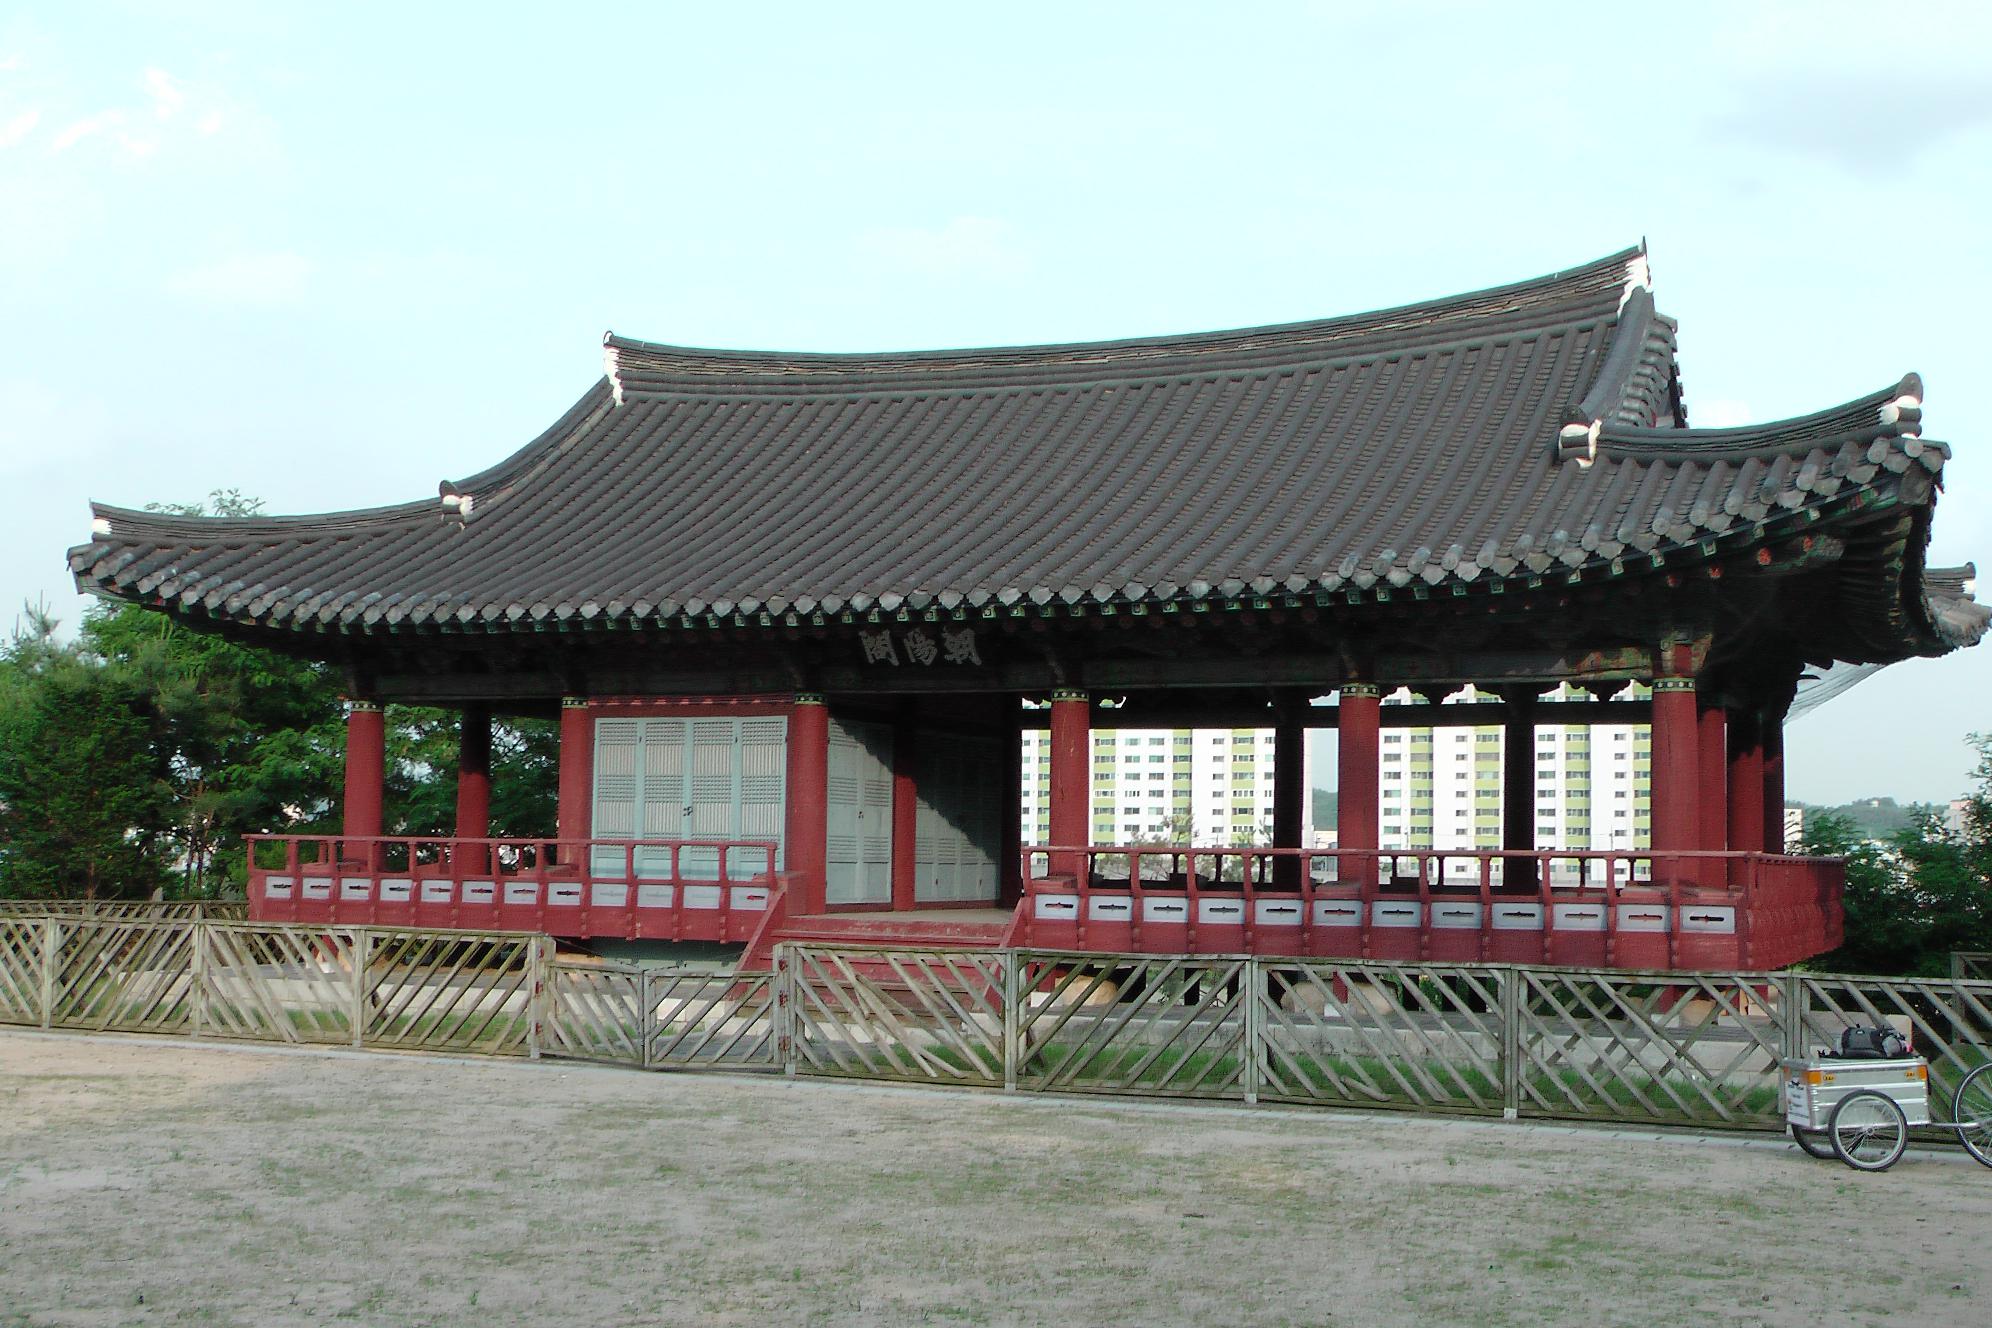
top-left (1910, 1065), bottom-right (1927, 1081)
top-left (1803, 1069), bottom-right (1826, 1086)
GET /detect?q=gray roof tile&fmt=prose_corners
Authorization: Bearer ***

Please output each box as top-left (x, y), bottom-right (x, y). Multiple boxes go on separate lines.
top-left (70, 247), bottom-right (1982, 661)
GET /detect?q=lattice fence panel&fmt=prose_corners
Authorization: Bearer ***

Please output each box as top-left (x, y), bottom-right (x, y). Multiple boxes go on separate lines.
top-left (49, 920), bottom-right (196, 1034)
top-left (544, 961), bottom-right (648, 1065)
top-left (1014, 953), bottom-right (1249, 1099)
top-left (1515, 970), bottom-right (1787, 1127)
top-left (647, 969), bottom-right (778, 1069)
top-left (1953, 953), bottom-right (1992, 982)
top-left (361, 930), bottom-right (533, 1055)
top-left (202, 925), bottom-right (359, 1043)
top-left (1792, 974), bottom-right (1992, 1112)
top-left (0, 901), bottom-right (246, 920)
top-left (1258, 962), bottom-right (1506, 1113)
top-left (0, 919), bottom-right (44, 1025)
top-left (787, 946), bottom-right (1006, 1084)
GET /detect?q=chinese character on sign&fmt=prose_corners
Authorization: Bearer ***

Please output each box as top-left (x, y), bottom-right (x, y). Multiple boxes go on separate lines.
top-left (941, 626), bottom-right (981, 666)
top-left (903, 627), bottom-right (939, 666)
top-left (860, 629), bottom-right (899, 666)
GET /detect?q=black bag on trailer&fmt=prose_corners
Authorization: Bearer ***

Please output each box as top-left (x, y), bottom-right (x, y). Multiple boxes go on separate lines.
top-left (1837, 1025), bottom-right (1909, 1059)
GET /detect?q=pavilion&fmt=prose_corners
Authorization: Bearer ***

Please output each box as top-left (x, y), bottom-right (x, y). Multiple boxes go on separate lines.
top-left (70, 246), bottom-right (1985, 971)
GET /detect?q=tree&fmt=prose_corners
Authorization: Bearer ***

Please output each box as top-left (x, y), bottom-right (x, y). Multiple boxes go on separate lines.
top-left (1806, 734), bottom-right (1992, 976)
top-left (0, 607), bottom-right (172, 897)
top-left (79, 600), bottom-right (346, 893)
top-left (382, 706), bottom-right (557, 839)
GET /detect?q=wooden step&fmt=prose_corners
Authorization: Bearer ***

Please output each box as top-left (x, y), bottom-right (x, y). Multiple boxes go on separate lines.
top-left (774, 912), bottom-right (1012, 948)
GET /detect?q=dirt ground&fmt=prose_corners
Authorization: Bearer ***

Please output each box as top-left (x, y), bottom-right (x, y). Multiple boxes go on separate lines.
top-left (1, 1030), bottom-right (1986, 1328)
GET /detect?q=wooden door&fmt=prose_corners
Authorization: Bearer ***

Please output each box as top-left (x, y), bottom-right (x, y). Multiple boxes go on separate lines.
top-left (914, 734), bottom-right (1002, 903)
top-left (590, 716), bottom-right (787, 880)
top-left (826, 717), bottom-right (893, 906)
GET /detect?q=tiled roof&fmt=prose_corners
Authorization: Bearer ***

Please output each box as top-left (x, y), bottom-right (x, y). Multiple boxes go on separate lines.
top-left (69, 246), bottom-right (1981, 661)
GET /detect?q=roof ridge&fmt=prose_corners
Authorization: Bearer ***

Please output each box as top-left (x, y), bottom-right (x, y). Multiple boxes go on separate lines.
top-left (79, 381), bottom-right (619, 547)
top-left (601, 246), bottom-right (1643, 394)
top-left (1593, 374), bottom-right (1925, 462)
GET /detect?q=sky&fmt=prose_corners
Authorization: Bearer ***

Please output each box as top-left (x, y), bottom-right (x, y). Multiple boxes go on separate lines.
top-left (3, 2), bottom-right (1991, 805)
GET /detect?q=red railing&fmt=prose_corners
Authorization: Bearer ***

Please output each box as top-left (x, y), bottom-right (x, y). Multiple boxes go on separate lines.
top-left (245, 834), bottom-right (784, 943)
top-left (1016, 845), bottom-right (1844, 971)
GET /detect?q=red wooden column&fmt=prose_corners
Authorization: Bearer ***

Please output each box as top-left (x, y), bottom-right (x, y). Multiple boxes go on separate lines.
top-left (455, 704), bottom-right (493, 873)
top-left (1696, 698), bottom-right (1728, 855)
top-left (1727, 709), bottom-right (1765, 861)
top-left (555, 697), bottom-right (593, 863)
top-left (342, 700), bottom-right (386, 860)
top-left (1501, 691), bottom-right (1538, 890)
top-left (1047, 689), bottom-right (1091, 879)
top-left (1336, 682), bottom-right (1380, 886)
top-left (1762, 714), bottom-right (1787, 853)
top-left (785, 693), bottom-right (830, 914)
top-left (1271, 695), bottom-right (1307, 888)
top-left (1649, 649), bottom-right (1701, 884)
top-left (890, 712), bottom-right (918, 912)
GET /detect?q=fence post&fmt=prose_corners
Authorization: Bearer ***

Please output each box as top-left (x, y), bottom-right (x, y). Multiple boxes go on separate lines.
top-left (39, 917), bottom-right (58, 1030)
top-left (1781, 970), bottom-right (1806, 1062)
top-left (1002, 950), bottom-right (1019, 1093)
top-left (1501, 967), bottom-right (1520, 1121)
top-left (350, 929), bottom-right (370, 1050)
top-left (1242, 956), bottom-right (1262, 1106)
top-left (527, 934), bottom-right (551, 1061)
top-left (775, 944), bottom-right (797, 1079)
top-left (1953, 952), bottom-right (1965, 982)
top-left (189, 920), bottom-right (208, 1039)
top-left (639, 968), bottom-right (656, 1070)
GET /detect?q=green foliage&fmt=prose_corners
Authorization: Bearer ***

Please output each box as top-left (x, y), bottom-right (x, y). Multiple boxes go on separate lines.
top-left (1806, 735), bottom-right (1992, 976)
top-left (383, 705), bottom-right (557, 839)
top-left (0, 607), bottom-right (171, 897)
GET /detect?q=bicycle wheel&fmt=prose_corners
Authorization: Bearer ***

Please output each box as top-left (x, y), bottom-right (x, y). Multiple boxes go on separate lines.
top-left (1953, 1062), bottom-right (1992, 1170)
top-left (1790, 1124), bottom-right (1837, 1160)
top-left (1829, 1089), bottom-right (1908, 1172)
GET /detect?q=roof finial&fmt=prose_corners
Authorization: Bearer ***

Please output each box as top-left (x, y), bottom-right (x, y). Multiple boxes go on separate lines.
top-left (1879, 376), bottom-right (1924, 438)
top-left (1557, 411), bottom-right (1601, 466)
top-left (602, 333), bottom-right (625, 406)
top-left (1619, 249), bottom-right (1653, 312)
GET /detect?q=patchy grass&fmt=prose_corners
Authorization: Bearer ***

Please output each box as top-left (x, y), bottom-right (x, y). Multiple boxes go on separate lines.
top-left (4, 1029), bottom-right (1990, 1328)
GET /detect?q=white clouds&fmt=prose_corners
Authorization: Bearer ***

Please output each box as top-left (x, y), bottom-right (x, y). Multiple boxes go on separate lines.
top-left (857, 216), bottom-right (1031, 278)
top-left (41, 68), bottom-right (236, 159)
top-left (51, 108), bottom-right (122, 152)
top-left (0, 109), bottom-right (35, 148)
top-left (166, 252), bottom-right (315, 305)
top-left (144, 68), bottom-right (184, 120)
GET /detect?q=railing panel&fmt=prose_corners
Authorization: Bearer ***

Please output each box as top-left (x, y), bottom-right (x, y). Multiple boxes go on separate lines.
top-left (1514, 969), bottom-right (1787, 1127)
top-left (0, 900), bottom-right (246, 921)
top-left (543, 961), bottom-right (648, 1065)
top-left (787, 945), bottom-right (1006, 1085)
top-left (646, 969), bottom-right (778, 1069)
top-left (1257, 961), bottom-right (1507, 1113)
top-left (49, 919), bottom-right (196, 1034)
top-left (0, 919), bottom-right (43, 1025)
top-left (360, 930), bottom-right (534, 1056)
top-left (1791, 973), bottom-right (1992, 1124)
top-left (201, 924), bottom-right (360, 1044)
top-left (1014, 952), bottom-right (1249, 1099)
top-left (1954, 952), bottom-right (1992, 982)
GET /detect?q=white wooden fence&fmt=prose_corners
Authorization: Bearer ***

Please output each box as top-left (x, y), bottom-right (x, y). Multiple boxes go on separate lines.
top-left (4, 916), bottom-right (1987, 1138)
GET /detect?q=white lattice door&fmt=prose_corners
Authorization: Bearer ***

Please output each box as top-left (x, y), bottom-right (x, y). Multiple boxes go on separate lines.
top-left (826, 717), bottom-right (893, 906)
top-left (590, 716), bottom-right (788, 880)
